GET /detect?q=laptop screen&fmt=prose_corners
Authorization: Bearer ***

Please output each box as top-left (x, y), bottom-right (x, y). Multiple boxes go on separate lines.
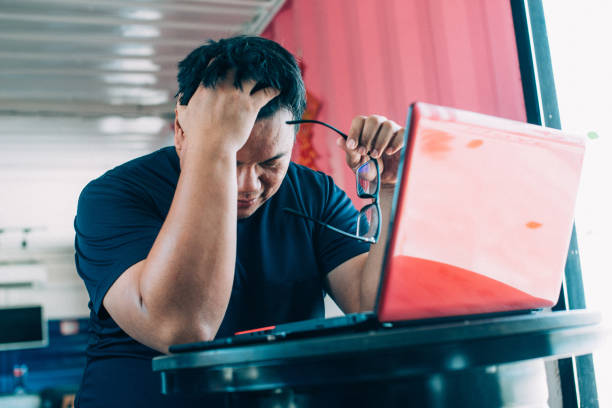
top-left (0, 305), bottom-right (46, 351)
top-left (376, 103), bottom-right (585, 322)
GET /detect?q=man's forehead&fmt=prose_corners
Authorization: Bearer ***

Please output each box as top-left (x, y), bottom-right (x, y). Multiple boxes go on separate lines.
top-left (237, 110), bottom-right (295, 162)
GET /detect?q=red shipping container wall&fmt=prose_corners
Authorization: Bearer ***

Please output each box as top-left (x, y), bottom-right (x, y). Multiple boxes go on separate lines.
top-left (262, 0), bottom-right (526, 202)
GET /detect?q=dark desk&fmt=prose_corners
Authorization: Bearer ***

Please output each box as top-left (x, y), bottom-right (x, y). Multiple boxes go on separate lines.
top-left (153, 310), bottom-right (605, 407)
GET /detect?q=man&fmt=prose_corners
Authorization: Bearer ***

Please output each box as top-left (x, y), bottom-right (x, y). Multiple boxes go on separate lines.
top-left (74, 36), bottom-right (405, 407)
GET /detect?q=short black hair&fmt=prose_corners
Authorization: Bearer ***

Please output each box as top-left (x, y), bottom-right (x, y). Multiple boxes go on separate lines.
top-left (176, 36), bottom-right (306, 121)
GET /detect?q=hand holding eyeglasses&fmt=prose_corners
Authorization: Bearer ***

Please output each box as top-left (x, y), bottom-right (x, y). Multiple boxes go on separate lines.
top-left (284, 116), bottom-right (404, 243)
top-left (339, 115), bottom-right (405, 187)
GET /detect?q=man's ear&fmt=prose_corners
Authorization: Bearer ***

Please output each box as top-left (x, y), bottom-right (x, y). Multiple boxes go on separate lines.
top-left (174, 106), bottom-right (185, 156)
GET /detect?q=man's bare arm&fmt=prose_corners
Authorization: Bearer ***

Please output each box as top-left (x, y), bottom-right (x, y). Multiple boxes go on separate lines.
top-left (326, 187), bottom-right (394, 313)
top-left (103, 80), bottom-right (279, 353)
top-left (327, 115), bottom-right (405, 313)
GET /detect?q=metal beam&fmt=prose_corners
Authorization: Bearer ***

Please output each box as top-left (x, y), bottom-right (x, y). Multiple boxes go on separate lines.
top-left (0, 0), bottom-right (261, 14)
top-left (510, 0), bottom-right (599, 407)
top-left (0, 12), bottom-right (245, 31)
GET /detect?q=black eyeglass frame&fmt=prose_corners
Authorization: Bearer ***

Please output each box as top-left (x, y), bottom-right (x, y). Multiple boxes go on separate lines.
top-left (283, 119), bottom-right (382, 244)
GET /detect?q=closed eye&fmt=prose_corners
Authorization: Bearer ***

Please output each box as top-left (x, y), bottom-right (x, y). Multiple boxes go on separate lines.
top-left (260, 152), bottom-right (288, 168)
top-left (261, 160), bottom-right (280, 168)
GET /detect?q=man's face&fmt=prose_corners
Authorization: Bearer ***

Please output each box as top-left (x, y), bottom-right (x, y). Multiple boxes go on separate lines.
top-left (235, 109), bottom-right (295, 219)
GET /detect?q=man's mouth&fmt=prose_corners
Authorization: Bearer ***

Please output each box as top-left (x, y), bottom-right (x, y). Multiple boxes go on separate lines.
top-left (237, 197), bottom-right (258, 209)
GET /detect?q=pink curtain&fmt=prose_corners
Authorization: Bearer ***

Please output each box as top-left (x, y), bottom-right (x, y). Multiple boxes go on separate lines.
top-left (262, 0), bottom-right (525, 202)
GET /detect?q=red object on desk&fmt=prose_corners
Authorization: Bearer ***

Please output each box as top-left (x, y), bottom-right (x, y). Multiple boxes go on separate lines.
top-left (235, 326), bottom-right (277, 336)
top-left (377, 103), bottom-right (585, 322)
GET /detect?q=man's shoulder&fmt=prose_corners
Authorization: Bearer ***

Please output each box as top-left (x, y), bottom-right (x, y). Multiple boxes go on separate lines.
top-left (279, 162), bottom-right (351, 216)
top-left (79, 146), bottom-right (178, 207)
top-left (86, 147), bottom-right (177, 189)
top-left (286, 161), bottom-right (332, 190)
top-left (105, 146), bottom-right (177, 179)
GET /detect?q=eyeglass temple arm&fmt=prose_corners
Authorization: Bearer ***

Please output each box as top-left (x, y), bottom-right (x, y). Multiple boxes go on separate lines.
top-left (286, 120), bottom-right (377, 163)
top-left (286, 120), bottom-right (349, 140)
top-left (282, 208), bottom-right (375, 244)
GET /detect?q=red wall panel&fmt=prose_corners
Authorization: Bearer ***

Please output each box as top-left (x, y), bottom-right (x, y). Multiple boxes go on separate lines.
top-left (263, 0), bottom-right (526, 201)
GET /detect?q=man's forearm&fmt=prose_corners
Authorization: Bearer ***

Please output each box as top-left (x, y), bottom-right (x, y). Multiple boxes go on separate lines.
top-left (140, 147), bottom-right (237, 343)
top-left (360, 187), bottom-right (395, 311)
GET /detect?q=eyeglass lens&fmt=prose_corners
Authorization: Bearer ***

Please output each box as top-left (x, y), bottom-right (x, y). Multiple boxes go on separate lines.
top-left (285, 120), bottom-right (380, 242)
top-left (357, 205), bottom-right (379, 239)
top-left (357, 160), bottom-right (378, 196)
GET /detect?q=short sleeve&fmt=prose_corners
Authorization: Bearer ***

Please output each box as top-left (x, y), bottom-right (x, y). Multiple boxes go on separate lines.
top-left (314, 175), bottom-right (371, 275)
top-left (74, 176), bottom-right (163, 317)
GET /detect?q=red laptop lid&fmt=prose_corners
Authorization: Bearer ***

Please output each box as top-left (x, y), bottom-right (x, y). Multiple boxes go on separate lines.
top-left (376, 103), bottom-right (585, 322)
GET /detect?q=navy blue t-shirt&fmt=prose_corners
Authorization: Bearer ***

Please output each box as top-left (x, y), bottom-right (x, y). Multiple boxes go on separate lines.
top-left (74, 146), bottom-right (369, 407)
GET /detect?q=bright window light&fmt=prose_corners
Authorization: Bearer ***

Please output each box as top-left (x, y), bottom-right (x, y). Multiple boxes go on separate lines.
top-left (120, 25), bottom-right (160, 38)
top-left (122, 9), bottom-right (163, 21)
top-left (543, 1), bottom-right (612, 406)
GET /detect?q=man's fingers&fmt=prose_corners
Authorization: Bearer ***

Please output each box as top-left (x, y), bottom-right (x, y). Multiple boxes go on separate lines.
top-left (239, 78), bottom-right (279, 110)
top-left (347, 116), bottom-right (366, 151)
top-left (385, 128), bottom-right (406, 155)
top-left (361, 115), bottom-right (386, 154)
top-left (337, 137), bottom-right (367, 170)
top-left (175, 99), bottom-right (186, 115)
top-left (187, 84), bottom-right (208, 103)
top-left (240, 78), bottom-right (257, 93)
top-left (346, 150), bottom-right (366, 170)
top-left (347, 115), bottom-right (393, 157)
top-left (250, 86), bottom-right (281, 110)
top-left (371, 120), bottom-right (396, 158)
top-left (345, 114), bottom-right (405, 168)
top-left (217, 76), bottom-right (279, 110)
top-left (217, 69), bottom-right (239, 89)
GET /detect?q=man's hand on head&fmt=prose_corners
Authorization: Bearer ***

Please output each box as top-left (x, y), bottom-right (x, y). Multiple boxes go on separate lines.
top-left (336, 115), bottom-right (405, 187)
top-left (175, 73), bottom-right (280, 157)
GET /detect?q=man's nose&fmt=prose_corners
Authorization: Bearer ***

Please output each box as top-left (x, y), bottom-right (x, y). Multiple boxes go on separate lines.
top-left (237, 165), bottom-right (261, 192)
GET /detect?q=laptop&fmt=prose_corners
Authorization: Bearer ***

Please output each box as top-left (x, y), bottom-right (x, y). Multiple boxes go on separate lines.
top-left (170, 102), bottom-right (585, 353)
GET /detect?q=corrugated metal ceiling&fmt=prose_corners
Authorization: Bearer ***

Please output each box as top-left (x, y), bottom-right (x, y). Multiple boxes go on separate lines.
top-left (0, 0), bottom-right (286, 116)
top-left (0, 0), bottom-right (286, 246)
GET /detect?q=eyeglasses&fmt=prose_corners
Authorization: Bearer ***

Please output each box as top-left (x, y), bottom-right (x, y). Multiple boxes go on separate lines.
top-left (284, 119), bottom-right (381, 244)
